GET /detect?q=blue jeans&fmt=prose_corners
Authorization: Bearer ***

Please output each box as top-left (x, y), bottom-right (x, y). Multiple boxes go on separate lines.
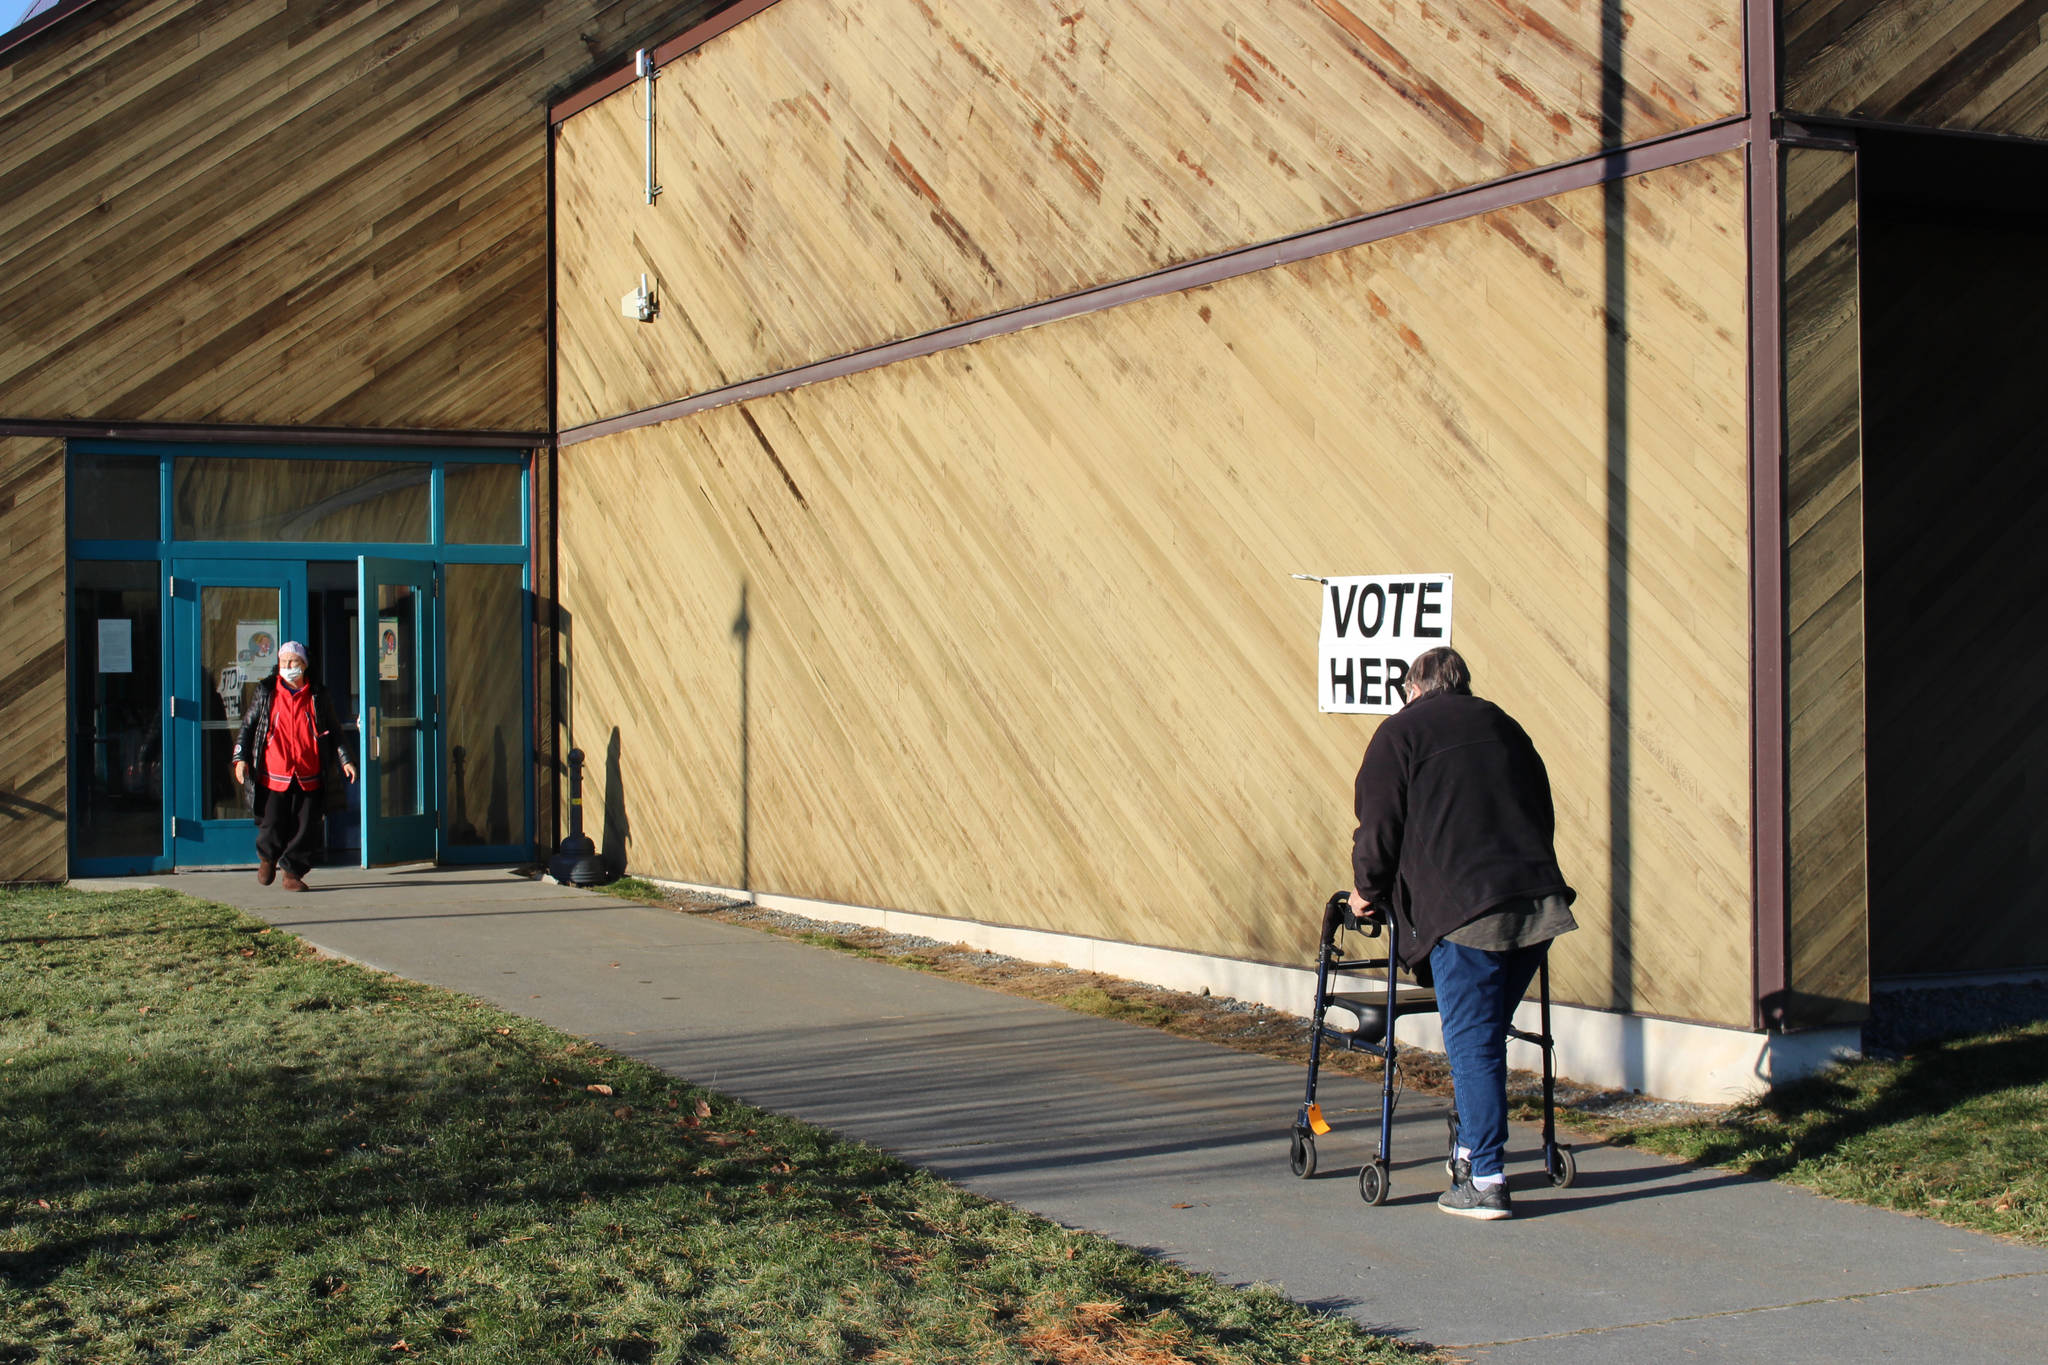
top-left (1429, 937), bottom-right (1549, 1180)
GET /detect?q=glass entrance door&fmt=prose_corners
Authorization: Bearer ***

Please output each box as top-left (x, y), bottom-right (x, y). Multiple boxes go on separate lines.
top-left (358, 557), bottom-right (439, 866)
top-left (169, 561), bottom-right (306, 866)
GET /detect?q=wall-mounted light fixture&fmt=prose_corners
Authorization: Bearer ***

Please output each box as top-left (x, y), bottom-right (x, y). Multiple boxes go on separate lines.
top-left (637, 48), bottom-right (662, 204)
top-left (621, 273), bottom-right (657, 322)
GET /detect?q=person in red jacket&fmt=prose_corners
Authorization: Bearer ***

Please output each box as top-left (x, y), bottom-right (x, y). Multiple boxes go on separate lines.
top-left (232, 641), bottom-right (356, 892)
top-left (1348, 646), bottom-right (1577, 1220)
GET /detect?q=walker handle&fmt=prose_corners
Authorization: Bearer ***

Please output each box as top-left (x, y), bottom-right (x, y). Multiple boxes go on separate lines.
top-left (1321, 890), bottom-right (1382, 941)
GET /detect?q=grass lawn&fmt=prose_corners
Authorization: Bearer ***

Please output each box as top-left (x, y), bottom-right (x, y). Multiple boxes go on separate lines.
top-left (0, 886), bottom-right (1425, 1365)
top-left (1598, 1022), bottom-right (2048, 1246)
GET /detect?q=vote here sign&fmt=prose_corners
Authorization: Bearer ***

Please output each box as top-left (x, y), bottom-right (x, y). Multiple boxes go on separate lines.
top-left (1317, 574), bottom-right (1453, 714)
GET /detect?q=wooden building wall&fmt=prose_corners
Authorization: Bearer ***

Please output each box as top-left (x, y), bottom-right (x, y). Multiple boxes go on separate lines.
top-left (554, 0), bottom-right (1745, 426)
top-left (0, 0), bottom-right (720, 430)
top-left (557, 154), bottom-right (1757, 1027)
top-left (1780, 147), bottom-right (1867, 1023)
top-left (1783, 0), bottom-right (2048, 139)
top-left (0, 438), bottom-right (68, 882)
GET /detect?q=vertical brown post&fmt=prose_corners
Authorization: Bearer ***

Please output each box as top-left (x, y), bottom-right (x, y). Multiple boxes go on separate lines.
top-left (1747, 0), bottom-right (1790, 1030)
top-left (541, 115), bottom-right (564, 853)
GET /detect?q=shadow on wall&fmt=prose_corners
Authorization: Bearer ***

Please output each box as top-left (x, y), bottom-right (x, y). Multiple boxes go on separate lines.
top-left (1601, 0), bottom-right (1635, 1024)
top-left (448, 746), bottom-right (482, 845)
top-left (489, 726), bottom-right (511, 848)
top-left (448, 730), bottom-right (515, 849)
top-left (733, 582), bottom-right (751, 894)
top-left (602, 727), bottom-right (630, 878)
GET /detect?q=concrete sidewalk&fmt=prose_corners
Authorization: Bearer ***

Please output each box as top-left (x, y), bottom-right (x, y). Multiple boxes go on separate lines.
top-left (104, 866), bottom-right (2047, 1363)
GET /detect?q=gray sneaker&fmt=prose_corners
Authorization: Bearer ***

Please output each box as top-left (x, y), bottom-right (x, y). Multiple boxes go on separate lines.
top-left (1439, 1161), bottom-right (1512, 1220)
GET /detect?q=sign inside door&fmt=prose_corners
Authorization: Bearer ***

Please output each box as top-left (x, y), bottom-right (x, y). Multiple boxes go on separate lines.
top-left (236, 620), bottom-right (278, 672)
top-left (218, 664), bottom-right (244, 720)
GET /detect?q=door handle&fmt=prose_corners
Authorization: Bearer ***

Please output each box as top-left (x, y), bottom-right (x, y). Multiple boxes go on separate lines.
top-left (368, 706), bottom-right (380, 760)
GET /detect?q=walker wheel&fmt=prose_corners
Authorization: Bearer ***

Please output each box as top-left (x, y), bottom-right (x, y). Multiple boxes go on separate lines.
top-left (1548, 1144), bottom-right (1577, 1189)
top-left (1289, 1130), bottom-right (1317, 1179)
top-left (1357, 1160), bottom-right (1391, 1206)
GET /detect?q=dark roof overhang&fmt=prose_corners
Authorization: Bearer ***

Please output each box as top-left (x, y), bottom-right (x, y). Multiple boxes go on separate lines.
top-left (0, 0), bottom-right (107, 64)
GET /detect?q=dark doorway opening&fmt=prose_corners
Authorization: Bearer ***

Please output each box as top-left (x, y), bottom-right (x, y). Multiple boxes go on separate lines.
top-left (1860, 130), bottom-right (2048, 977)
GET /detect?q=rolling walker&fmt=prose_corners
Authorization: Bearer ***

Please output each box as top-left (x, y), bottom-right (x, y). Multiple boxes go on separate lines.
top-left (1288, 890), bottom-right (1576, 1204)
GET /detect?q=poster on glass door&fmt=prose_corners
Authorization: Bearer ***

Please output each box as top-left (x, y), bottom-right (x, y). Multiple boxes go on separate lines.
top-left (236, 620), bottom-right (278, 673)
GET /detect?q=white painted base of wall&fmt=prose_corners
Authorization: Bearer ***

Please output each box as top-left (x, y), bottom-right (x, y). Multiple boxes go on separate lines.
top-left (654, 879), bottom-right (1861, 1105)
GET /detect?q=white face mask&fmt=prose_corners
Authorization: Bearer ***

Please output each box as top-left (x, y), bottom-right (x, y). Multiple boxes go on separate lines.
top-left (280, 663), bottom-right (306, 684)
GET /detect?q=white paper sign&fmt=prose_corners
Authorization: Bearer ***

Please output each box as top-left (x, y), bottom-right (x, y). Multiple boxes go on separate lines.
top-left (97, 618), bottom-right (133, 673)
top-left (378, 617), bottom-right (401, 681)
top-left (1317, 574), bottom-right (1453, 714)
top-left (237, 620), bottom-right (279, 672)
top-left (218, 665), bottom-right (244, 721)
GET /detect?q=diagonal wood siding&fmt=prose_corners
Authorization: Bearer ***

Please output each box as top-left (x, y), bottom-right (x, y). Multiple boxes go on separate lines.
top-left (0, 0), bottom-right (720, 429)
top-left (1784, 0), bottom-right (2048, 137)
top-left (554, 0), bottom-right (1745, 425)
top-left (1781, 146), bottom-right (1867, 1024)
top-left (0, 438), bottom-right (68, 882)
top-left (558, 154), bottom-right (1755, 1026)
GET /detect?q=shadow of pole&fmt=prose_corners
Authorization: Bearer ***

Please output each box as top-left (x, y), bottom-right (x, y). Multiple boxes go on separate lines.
top-left (489, 726), bottom-right (510, 846)
top-left (732, 583), bottom-right (752, 894)
top-left (1603, 4), bottom-right (1634, 1016)
top-left (602, 727), bottom-right (630, 877)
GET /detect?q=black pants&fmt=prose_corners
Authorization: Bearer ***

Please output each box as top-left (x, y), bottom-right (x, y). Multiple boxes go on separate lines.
top-left (256, 784), bottom-right (323, 875)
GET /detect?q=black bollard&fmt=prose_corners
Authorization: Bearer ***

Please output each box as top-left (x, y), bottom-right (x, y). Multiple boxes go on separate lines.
top-left (546, 747), bottom-right (611, 886)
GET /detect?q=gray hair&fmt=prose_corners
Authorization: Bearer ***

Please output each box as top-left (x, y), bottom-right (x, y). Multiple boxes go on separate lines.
top-left (1404, 646), bottom-right (1471, 701)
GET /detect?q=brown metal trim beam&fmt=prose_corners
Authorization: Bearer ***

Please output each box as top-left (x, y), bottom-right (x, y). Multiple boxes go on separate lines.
top-left (0, 417), bottom-right (543, 448)
top-left (549, 0), bottom-right (787, 125)
top-left (1746, 0), bottom-right (1791, 1031)
top-left (559, 118), bottom-right (1748, 447)
top-left (1781, 110), bottom-right (2048, 150)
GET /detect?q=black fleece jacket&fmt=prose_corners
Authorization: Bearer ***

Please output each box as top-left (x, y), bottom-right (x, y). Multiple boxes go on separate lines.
top-left (1351, 691), bottom-right (1575, 967)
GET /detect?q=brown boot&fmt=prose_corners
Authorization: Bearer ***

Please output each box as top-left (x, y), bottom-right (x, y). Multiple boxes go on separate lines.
top-left (281, 870), bottom-right (307, 892)
top-left (257, 858), bottom-right (277, 886)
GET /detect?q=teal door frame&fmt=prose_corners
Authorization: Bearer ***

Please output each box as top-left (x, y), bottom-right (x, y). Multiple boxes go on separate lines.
top-left (358, 556), bottom-right (440, 866)
top-left (168, 558), bottom-right (308, 867)
top-left (67, 441), bottom-right (536, 877)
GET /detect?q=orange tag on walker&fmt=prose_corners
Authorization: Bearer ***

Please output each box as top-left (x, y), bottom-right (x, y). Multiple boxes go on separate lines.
top-left (1306, 1104), bottom-right (1332, 1136)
